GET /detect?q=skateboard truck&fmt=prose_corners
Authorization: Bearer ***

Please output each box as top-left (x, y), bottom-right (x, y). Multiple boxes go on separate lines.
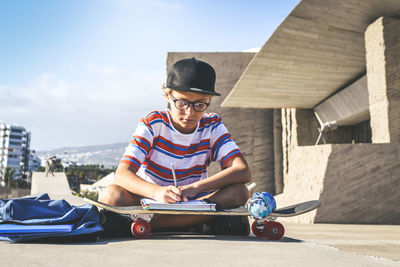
top-left (251, 217), bottom-right (284, 240)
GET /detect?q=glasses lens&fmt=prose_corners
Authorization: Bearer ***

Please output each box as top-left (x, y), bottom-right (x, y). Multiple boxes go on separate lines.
top-left (174, 99), bottom-right (188, 110)
top-left (193, 102), bottom-right (208, 111)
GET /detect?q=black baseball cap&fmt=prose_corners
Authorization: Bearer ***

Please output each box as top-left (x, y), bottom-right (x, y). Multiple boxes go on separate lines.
top-left (166, 58), bottom-right (221, 96)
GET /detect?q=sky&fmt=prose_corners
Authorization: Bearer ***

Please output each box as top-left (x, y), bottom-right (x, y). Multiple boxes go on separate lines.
top-left (0, 0), bottom-right (300, 151)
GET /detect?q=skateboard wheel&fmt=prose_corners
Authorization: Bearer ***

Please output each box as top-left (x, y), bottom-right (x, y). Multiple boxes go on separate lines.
top-left (251, 221), bottom-right (268, 238)
top-left (265, 221), bottom-right (284, 240)
top-left (131, 219), bottom-right (151, 239)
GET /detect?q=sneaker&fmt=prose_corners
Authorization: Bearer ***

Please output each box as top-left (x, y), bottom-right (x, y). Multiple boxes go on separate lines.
top-left (199, 216), bottom-right (250, 236)
top-left (99, 210), bottom-right (132, 237)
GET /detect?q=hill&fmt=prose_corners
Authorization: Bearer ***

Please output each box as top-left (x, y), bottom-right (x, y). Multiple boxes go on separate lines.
top-left (37, 143), bottom-right (127, 168)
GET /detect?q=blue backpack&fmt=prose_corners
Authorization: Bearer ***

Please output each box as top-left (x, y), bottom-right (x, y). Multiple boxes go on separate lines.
top-left (0, 193), bottom-right (103, 242)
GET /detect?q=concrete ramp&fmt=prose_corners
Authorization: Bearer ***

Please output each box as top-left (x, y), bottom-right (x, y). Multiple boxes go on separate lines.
top-left (31, 172), bottom-right (85, 205)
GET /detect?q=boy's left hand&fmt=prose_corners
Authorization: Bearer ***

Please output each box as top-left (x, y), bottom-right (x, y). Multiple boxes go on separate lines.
top-left (179, 184), bottom-right (199, 202)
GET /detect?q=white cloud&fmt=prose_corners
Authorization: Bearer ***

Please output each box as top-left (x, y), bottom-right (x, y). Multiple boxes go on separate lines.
top-left (21, 74), bottom-right (70, 109)
top-left (81, 65), bottom-right (165, 109)
top-left (1, 65), bottom-right (167, 150)
top-left (2, 65), bottom-right (165, 113)
top-left (242, 47), bottom-right (261, 53)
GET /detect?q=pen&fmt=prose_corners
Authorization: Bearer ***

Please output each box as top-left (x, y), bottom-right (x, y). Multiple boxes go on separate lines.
top-left (171, 163), bottom-right (178, 187)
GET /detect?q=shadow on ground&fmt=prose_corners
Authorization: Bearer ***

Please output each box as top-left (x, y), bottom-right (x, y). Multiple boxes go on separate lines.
top-left (65, 234), bottom-right (303, 245)
top-left (7, 233), bottom-right (302, 246)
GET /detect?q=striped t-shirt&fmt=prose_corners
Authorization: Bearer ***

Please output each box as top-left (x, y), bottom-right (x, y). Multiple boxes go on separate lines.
top-left (120, 110), bottom-right (242, 186)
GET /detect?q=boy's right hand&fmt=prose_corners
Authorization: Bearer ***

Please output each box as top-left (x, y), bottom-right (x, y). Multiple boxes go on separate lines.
top-left (153, 185), bottom-right (182, 203)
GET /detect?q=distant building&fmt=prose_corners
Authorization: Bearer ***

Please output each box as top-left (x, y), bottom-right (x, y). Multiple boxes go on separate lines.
top-left (0, 123), bottom-right (32, 181)
top-left (29, 150), bottom-right (41, 172)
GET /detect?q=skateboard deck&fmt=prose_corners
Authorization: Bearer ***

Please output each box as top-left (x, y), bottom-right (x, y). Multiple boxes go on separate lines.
top-left (83, 198), bottom-right (320, 218)
top-left (84, 198), bottom-right (320, 240)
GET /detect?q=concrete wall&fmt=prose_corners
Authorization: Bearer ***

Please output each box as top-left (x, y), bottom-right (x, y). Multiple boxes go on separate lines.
top-left (276, 143), bottom-right (400, 224)
top-left (276, 16), bottom-right (400, 224)
top-left (366, 17), bottom-right (400, 143)
top-left (280, 108), bottom-right (371, 179)
top-left (166, 52), bottom-right (276, 193)
top-left (31, 172), bottom-right (85, 205)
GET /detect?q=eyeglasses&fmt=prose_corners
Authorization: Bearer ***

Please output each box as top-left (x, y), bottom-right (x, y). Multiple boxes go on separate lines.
top-left (169, 94), bottom-right (210, 112)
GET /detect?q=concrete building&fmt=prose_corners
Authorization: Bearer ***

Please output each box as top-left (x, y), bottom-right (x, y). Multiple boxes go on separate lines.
top-left (167, 0), bottom-right (400, 225)
top-left (0, 123), bottom-right (31, 181)
top-left (219, 0), bottom-right (400, 224)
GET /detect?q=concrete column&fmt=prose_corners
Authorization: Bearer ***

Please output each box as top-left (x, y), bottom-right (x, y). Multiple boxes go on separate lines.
top-left (273, 109), bottom-right (283, 194)
top-left (365, 17), bottom-right (400, 143)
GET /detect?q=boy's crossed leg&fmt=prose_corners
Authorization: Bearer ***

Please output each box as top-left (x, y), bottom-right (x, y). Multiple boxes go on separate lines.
top-left (98, 183), bottom-right (250, 229)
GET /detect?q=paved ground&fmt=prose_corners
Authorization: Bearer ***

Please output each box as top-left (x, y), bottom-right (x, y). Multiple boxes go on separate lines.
top-left (1, 223), bottom-right (399, 267)
top-left (285, 223), bottom-right (400, 262)
top-left (11, 172), bottom-right (396, 266)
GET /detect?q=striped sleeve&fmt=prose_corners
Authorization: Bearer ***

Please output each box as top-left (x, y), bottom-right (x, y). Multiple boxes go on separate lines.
top-left (120, 114), bottom-right (155, 171)
top-left (210, 115), bottom-right (242, 169)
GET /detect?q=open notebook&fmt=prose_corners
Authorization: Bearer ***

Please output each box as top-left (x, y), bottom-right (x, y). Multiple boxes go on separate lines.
top-left (141, 198), bottom-right (216, 211)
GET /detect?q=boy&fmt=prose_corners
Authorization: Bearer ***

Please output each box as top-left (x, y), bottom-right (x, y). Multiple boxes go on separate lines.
top-left (99, 58), bottom-right (251, 233)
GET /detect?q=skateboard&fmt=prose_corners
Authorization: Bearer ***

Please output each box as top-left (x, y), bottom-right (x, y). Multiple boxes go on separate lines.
top-left (84, 197), bottom-right (320, 240)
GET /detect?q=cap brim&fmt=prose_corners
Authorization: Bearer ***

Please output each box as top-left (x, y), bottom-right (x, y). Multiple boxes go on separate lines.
top-left (168, 86), bottom-right (221, 96)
